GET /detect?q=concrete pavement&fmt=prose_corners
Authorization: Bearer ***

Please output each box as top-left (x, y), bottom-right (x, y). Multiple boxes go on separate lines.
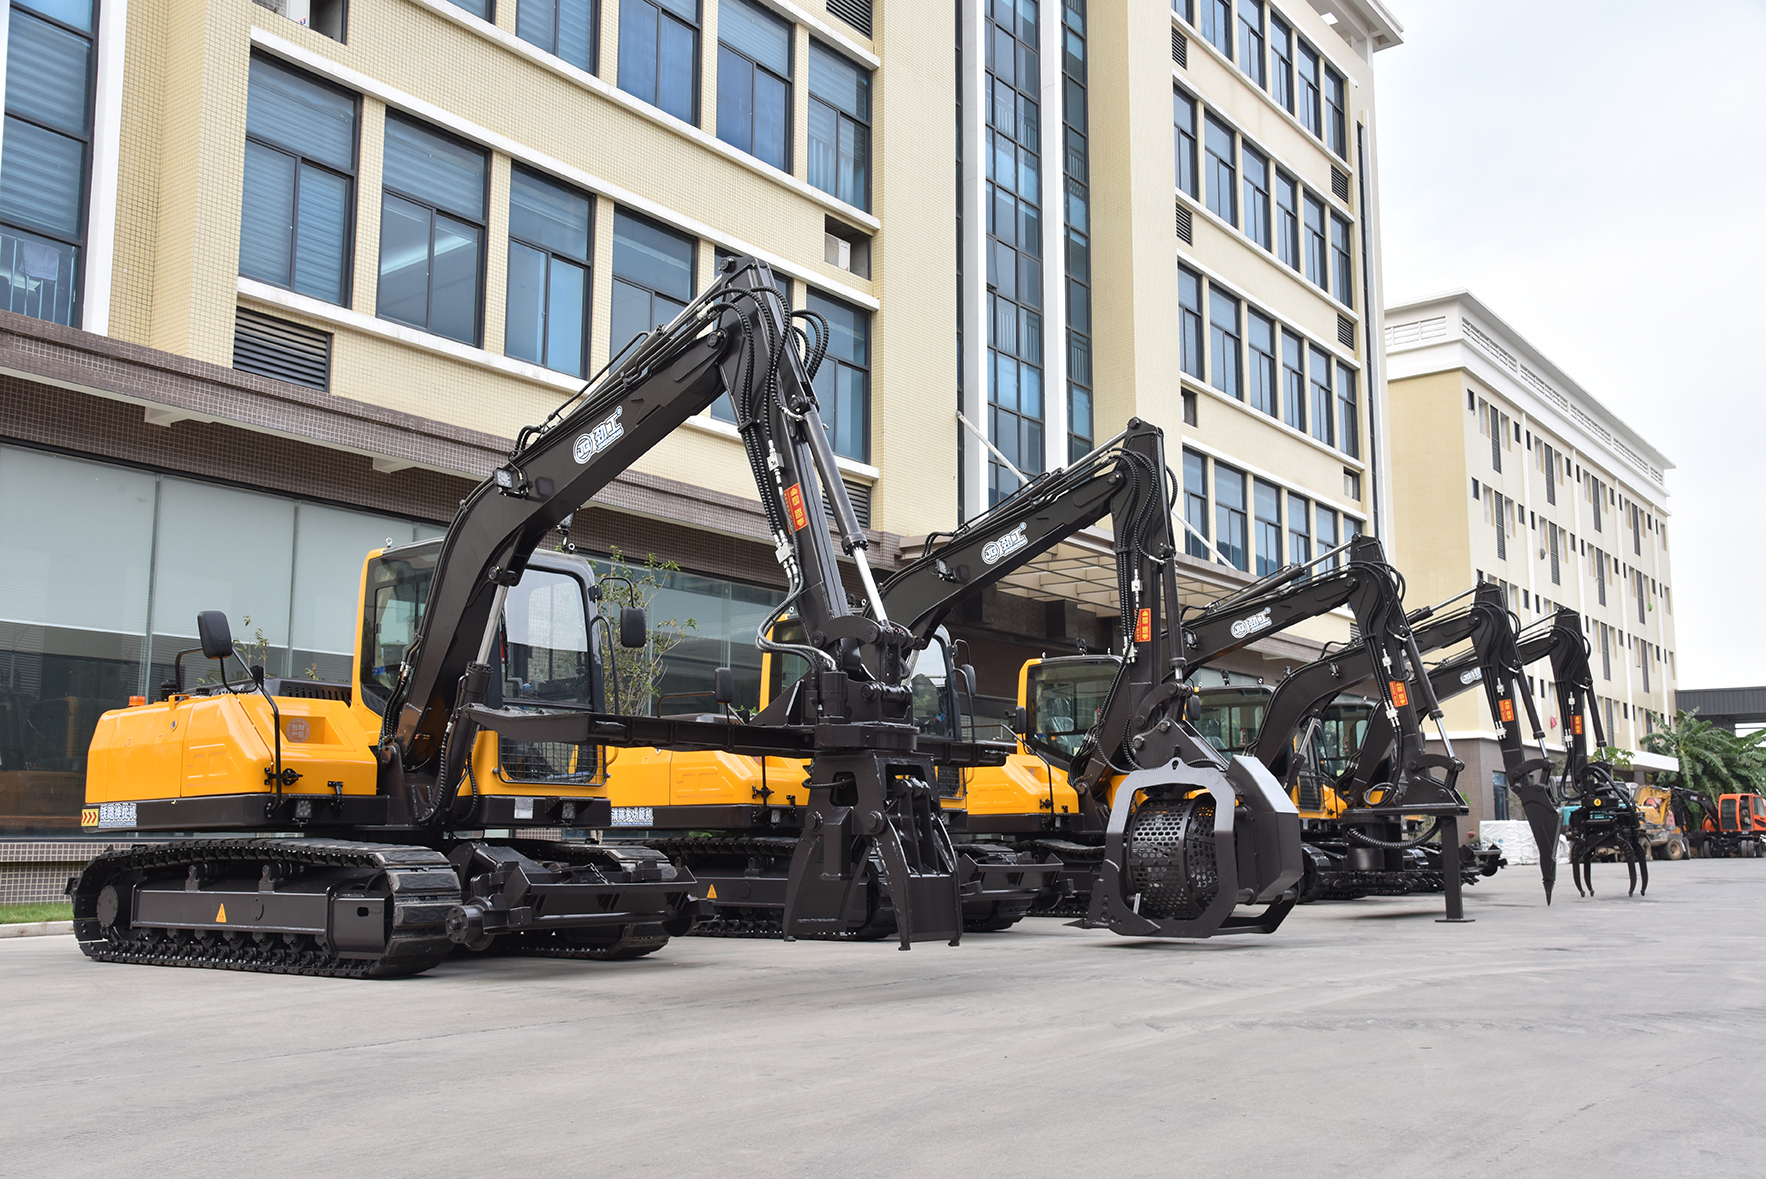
top-left (3, 857), bottom-right (1763, 1177)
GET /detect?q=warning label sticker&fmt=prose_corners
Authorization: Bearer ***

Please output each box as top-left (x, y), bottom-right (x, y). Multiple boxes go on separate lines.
top-left (611, 806), bottom-right (654, 827)
top-left (80, 807), bottom-right (99, 827)
top-left (89, 802), bottom-right (136, 829)
top-left (783, 483), bottom-right (810, 531)
top-left (1389, 680), bottom-right (1410, 709)
top-left (1498, 698), bottom-right (1516, 723)
top-left (1133, 608), bottom-right (1152, 644)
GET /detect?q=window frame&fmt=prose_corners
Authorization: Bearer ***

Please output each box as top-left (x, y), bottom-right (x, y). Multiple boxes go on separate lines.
top-left (375, 113), bottom-right (489, 346)
top-left (240, 53), bottom-right (360, 309)
top-left (1208, 286), bottom-right (1242, 401)
top-left (1235, 0), bottom-right (1264, 88)
top-left (1295, 38), bottom-right (1322, 138)
top-left (1253, 476), bottom-right (1280, 576)
top-left (1280, 328), bottom-right (1305, 433)
top-left (1215, 460), bottom-right (1249, 572)
top-left (1, 0), bottom-right (101, 327)
top-left (1329, 212), bottom-right (1353, 307)
top-left (1335, 363), bottom-right (1358, 458)
top-left (1241, 142), bottom-right (1271, 250)
top-left (1273, 169), bottom-right (1299, 271)
top-left (618, 0), bottom-right (702, 125)
top-left (808, 285), bottom-right (871, 463)
top-left (503, 164), bottom-right (594, 377)
top-left (1183, 448), bottom-right (1210, 561)
top-left (1200, 0), bottom-right (1232, 58)
top-left (1323, 64), bottom-right (1347, 158)
top-left (1268, 12), bottom-right (1293, 113)
top-left (1179, 265), bottom-right (1205, 382)
top-left (1173, 87), bottom-right (1199, 201)
top-left (1307, 341), bottom-right (1332, 446)
top-left (1246, 307), bottom-right (1276, 418)
top-left (517, 0), bottom-right (600, 74)
top-left (609, 204), bottom-right (697, 361)
top-left (1302, 192), bottom-right (1327, 291)
top-left (715, 0), bottom-right (793, 172)
top-left (1203, 113), bottom-right (1237, 227)
top-left (807, 39), bottom-right (872, 212)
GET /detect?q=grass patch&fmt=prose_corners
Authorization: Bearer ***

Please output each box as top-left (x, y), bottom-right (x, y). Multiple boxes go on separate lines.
top-left (0, 902), bottom-right (73, 924)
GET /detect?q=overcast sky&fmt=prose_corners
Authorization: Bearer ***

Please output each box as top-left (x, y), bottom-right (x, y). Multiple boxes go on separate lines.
top-left (1372, 0), bottom-right (1766, 692)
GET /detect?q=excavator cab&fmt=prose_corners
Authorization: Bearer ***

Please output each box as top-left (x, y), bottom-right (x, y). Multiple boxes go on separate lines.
top-left (1018, 656), bottom-right (1119, 765)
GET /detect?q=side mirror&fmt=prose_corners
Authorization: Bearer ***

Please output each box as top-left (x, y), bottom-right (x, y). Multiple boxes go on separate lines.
top-left (1013, 705), bottom-right (1029, 737)
top-left (960, 664), bottom-right (977, 696)
top-left (197, 611), bottom-right (234, 661)
top-left (714, 667), bottom-right (735, 706)
top-left (619, 606), bottom-right (648, 649)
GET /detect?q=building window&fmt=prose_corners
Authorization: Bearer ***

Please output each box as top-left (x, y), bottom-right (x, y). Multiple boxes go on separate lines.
top-left (1215, 462), bottom-right (1248, 571)
top-left (449, 0), bottom-right (491, 16)
top-left (239, 56), bottom-right (357, 307)
top-left (809, 289), bottom-right (869, 461)
top-left (1589, 475), bottom-right (1603, 531)
top-left (717, 0), bottom-right (791, 170)
top-left (1489, 403), bottom-right (1502, 473)
top-left (1281, 329), bottom-right (1305, 432)
top-left (0, 0), bottom-right (97, 326)
top-left (1549, 522), bottom-right (1562, 586)
top-left (1204, 114), bottom-right (1236, 225)
top-left (1247, 308), bottom-right (1275, 417)
top-left (1173, 89), bottom-right (1198, 200)
top-left (1303, 194), bottom-right (1326, 290)
top-left (1540, 441), bottom-right (1558, 505)
top-left (504, 167), bottom-right (592, 377)
top-left (985, 0), bottom-right (1042, 504)
top-left (1235, 0), bottom-right (1263, 87)
top-left (609, 207), bottom-right (694, 358)
top-left (1287, 491), bottom-right (1310, 566)
top-left (1274, 170), bottom-right (1299, 270)
top-left (1344, 468), bottom-right (1360, 501)
top-left (1316, 503), bottom-right (1338, 568)
top-left (1308, 342), bottom-right (1332, 446)
top-left (1323, 65), bottom-right (1347, 158)
top-left (1179, 266), bottom-right (1204, 381)
top-left (620, 0), bottom-right (699, 124)
top-left (1183, 448), bottom-right (1209, 560)
top-left (1268, 13), bottom-right (1293, 112)
top-left (1200, 0), bottom-right (1230, 58)
top-left (1330, 213), bottom-right (1352, 306)
top-left (1336, 364), bottom-right (1358, 458)
top-left (1241, 144), bottom-right (1270, 250)
top-left (1295, 40), bottom-right (1321, 137)
top-left (1208, 288), bottom-right (1240, 400)
top-left (1182, 388), bottom-right (1198, 425)
top-left (808, 41), bottom-right (870, 211)
top-left (1064, 0), bottom-right (1093, 464)
top-left (1253, 477), bottom-right (1280, 576)
top-left (377, 115), bottom-right (486, 344)
top-left (519, 0), bottom-right (597, 73)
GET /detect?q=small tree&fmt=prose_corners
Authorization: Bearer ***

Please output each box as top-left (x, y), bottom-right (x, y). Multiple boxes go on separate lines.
top-left (590, 545), bottom-right (697, 716)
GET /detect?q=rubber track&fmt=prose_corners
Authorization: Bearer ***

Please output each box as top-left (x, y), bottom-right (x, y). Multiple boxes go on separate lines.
top-left (71, 839), bottom-right (459, 979)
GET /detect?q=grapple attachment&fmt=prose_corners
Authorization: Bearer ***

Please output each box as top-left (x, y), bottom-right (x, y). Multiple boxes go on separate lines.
top-left (1080, 755), bottom-right (1302, 938)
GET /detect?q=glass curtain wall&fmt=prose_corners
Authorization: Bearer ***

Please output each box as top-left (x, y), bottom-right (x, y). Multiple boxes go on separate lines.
top-left (985, 0), bottom-right (1044, 506)
top-left (1061, 0), bottom-right (1091, 462)
top-left (0, 444), bottom-right (442, 835)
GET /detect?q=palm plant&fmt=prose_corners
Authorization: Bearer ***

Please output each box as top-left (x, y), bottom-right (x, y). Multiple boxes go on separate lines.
top-left (1642, 710), bottom-right (1766, 809)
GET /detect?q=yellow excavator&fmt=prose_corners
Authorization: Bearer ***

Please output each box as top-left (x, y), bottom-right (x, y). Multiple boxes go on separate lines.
top-left (69, 255), bottom-right (1012, 975)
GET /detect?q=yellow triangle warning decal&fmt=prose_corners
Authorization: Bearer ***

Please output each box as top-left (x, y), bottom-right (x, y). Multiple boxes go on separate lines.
top-left (706, 885), bottom-right (717, 900)
top-left (215, 903), bottom-right (227, 924)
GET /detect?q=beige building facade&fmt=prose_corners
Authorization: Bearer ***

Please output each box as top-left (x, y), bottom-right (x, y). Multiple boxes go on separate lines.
top-left (1385, 292), bottom-right (1676, 826)
top-left (0, 0), bottom-right (1403, 849)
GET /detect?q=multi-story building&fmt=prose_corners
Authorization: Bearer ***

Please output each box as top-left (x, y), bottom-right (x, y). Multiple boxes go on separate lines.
top-left (1385, 291), bottom-right (1677, 827)
top-left (0, 0), bottom-right (1401, 872)
top-left (949, 0), bottom-right (1402, 703)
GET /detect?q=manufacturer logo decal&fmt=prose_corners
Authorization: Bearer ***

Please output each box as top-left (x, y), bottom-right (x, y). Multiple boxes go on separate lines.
top-left (1459, 667), bottom-right (1483, 686)
top-left (1229, 608), bottom-right (1273, 640)
top-left (981, 523), bottom-right (1030, 566)
top-left (572, 407), bottom-right (625, 464)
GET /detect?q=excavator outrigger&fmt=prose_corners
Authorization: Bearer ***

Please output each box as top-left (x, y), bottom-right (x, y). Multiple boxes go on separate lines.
top-left (69, 256), bottom-right (1009, 975)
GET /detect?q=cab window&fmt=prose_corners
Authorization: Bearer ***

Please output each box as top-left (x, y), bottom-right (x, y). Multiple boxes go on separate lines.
top-left (360, 547), bottom-right (438, 713)
top-left (1025, 658), bottom-right (1119, 765)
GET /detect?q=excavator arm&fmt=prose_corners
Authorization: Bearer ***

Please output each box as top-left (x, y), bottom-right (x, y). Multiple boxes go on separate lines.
top-left (376, 255), bottom-right (996, 947)
top-left (1301, 585), bottom-right (1562, 899)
